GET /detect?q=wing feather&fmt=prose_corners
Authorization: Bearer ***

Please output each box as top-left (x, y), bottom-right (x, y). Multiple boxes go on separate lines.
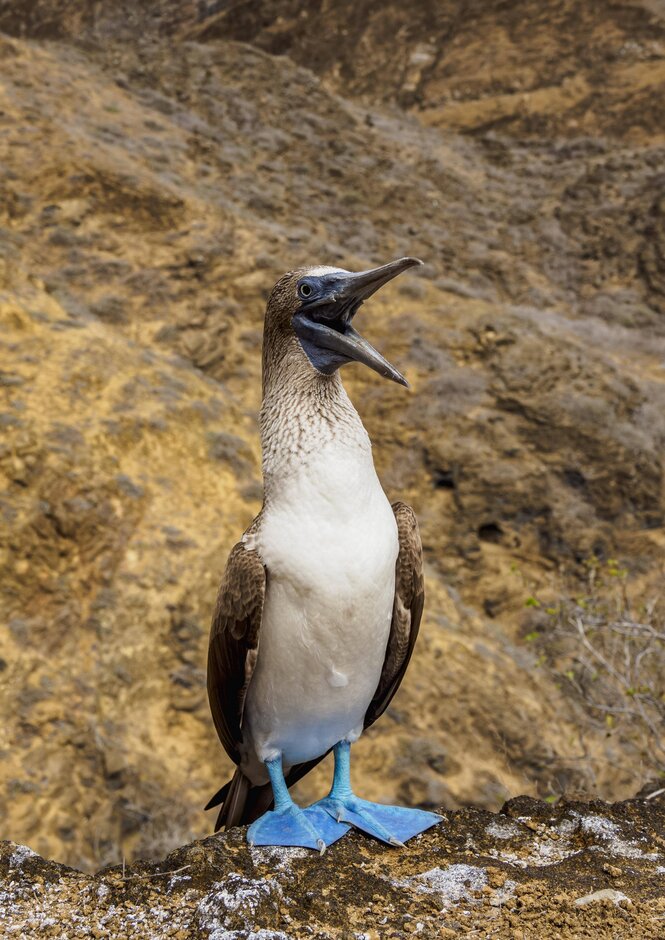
top-left (364, 500), bottom-right (424, 728)
top-left (207, 540), bottom-right (266, 766)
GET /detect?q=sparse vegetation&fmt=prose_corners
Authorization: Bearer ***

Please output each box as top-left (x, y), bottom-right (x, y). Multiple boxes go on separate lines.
top-left (523, 560), bottom-right (665, 796)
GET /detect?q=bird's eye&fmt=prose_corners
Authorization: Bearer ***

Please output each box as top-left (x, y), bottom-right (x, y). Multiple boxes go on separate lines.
top-left (299, 283), bottom-right (313, 299)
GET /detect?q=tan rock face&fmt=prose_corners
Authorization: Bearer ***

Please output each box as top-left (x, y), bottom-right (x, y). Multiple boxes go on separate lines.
top-left (187, 0), bottom-right (665, 142)
top-left (0, 2), bottom-right (664, 872)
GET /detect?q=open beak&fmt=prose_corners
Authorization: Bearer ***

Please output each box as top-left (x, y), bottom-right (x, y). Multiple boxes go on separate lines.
top-left (293, 257), bottom-right (422, 387)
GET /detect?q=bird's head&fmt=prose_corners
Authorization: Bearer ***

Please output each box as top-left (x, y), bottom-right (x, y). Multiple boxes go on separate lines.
top-left (264, 257), bottom-right (423, 388)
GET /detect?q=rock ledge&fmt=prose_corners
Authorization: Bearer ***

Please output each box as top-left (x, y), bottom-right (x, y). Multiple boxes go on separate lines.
top-left (2, 797), bottom-right (664, 938)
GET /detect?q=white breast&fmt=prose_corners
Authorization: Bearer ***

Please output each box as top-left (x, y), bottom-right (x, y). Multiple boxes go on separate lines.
top-left (242, 437), bottom-right (398, 778)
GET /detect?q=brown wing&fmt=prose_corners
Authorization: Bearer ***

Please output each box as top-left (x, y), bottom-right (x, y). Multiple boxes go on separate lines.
top-left (207, 539), bottom-right (266, 766)
top-left (364, 500), bottom-right (424, 729)
top-left (206, 536), bottom-right (322, 827)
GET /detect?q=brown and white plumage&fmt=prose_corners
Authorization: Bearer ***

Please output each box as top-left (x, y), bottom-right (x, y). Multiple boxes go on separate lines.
top-left (204, 259), bottom-right (427, 835)
top-left (206, 501), bottom-right (423, 830)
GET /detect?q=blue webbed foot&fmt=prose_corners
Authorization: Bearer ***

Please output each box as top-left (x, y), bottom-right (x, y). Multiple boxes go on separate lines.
top-left (247, 802), bottom-right (349, 852)
top-left (302, 803), bottom-right (351, 847)
top-left (314, 741), bottom-right (443, 846)
top-left (315, 794), bottom-right (442, 846)
top-left (247, 754), bottom-right (350, 852)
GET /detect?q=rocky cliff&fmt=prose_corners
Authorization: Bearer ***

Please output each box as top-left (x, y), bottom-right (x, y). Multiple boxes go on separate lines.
top-left (2, 796), bottom-right (665, 938)
top-left (0, 0), bottom-right (664, 878)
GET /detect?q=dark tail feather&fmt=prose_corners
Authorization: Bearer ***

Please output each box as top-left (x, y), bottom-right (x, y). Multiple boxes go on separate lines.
top-left (208, 768), bottom-right (274, 832)
top-left (214, 768), bottom-right (249, 831)
top-left (204, 780), bottom-right (231, 811)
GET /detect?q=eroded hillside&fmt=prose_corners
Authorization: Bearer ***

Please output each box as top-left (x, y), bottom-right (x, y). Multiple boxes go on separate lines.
top-left (0, 1), bottom-right (664, 871)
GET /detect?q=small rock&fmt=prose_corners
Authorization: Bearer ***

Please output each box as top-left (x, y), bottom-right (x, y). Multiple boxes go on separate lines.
top-left (574, 888), bottom-right (631, 907)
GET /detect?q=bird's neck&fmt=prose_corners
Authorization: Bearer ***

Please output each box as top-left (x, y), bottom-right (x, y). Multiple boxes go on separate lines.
top-left (260, 349), bottom-right (370, 492)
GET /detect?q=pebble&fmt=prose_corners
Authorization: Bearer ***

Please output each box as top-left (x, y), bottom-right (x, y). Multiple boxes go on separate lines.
top-left (574, 888), bottom-right (631, 907)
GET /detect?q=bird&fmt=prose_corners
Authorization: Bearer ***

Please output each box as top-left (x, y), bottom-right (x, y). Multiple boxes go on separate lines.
top-left (205, 256), bottom-right (442, 851)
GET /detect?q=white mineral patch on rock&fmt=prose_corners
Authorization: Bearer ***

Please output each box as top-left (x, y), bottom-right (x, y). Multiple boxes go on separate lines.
top-left (196, 873), bottom-right (286, 940)
top-left (0, 877), bottom-right (190, 938)
top-left (580, 815), bottom-right (622, 840)
top-left (486, 819), bottom-right (521, 840)
top-left (487, 837), bottom-right (580, 868)
top-left (199, 873), bottom-right (281, 914)
top-left (200, 931), bottom-right (290, 940)
top-left (578, 814), bottom-right (660, 860)
top-left (403, 864), bottom-right (487, 907)
top-left (249, 845), bottom-right (310, 870)
top-left (555, 816), bottom-right (579, 837)
top-left (220, 932), bottom-right (290, 940)
top-left (8, 845), bottom-right (37, 867)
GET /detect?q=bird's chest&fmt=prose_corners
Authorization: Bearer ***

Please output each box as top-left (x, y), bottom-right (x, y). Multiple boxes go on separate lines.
top-left (255, 443), bottom-right (398, 635)
top-left (240, 435), bottom-right (400, 766)
top-left (246, 443), bottom-right (398, 739)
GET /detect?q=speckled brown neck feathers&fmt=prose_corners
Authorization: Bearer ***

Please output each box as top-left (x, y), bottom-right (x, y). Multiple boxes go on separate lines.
top-left (260, 268), bottom-right (306, 397)
top-left (259, 349), bottom-right (369, 493)
top-left (259, 273), bottom-right (369, 491)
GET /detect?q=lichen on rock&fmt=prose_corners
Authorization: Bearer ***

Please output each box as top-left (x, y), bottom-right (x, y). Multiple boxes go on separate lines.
top-left (1, 796), bottom-right (664, 938)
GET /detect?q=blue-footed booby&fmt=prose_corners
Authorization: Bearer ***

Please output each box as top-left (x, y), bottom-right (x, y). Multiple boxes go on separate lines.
top-left (205, 257), bottom-right (442, 850)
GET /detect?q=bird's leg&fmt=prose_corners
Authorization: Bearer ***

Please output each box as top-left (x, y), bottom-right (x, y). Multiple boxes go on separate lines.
top-left (311, 741), bottom-right (443, 846)
top-left (246, 755), bottom-right (349, 852)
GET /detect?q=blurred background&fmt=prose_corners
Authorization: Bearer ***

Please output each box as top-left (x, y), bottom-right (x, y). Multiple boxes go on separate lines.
top-left (0, 0), bottom-right (664, 872)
